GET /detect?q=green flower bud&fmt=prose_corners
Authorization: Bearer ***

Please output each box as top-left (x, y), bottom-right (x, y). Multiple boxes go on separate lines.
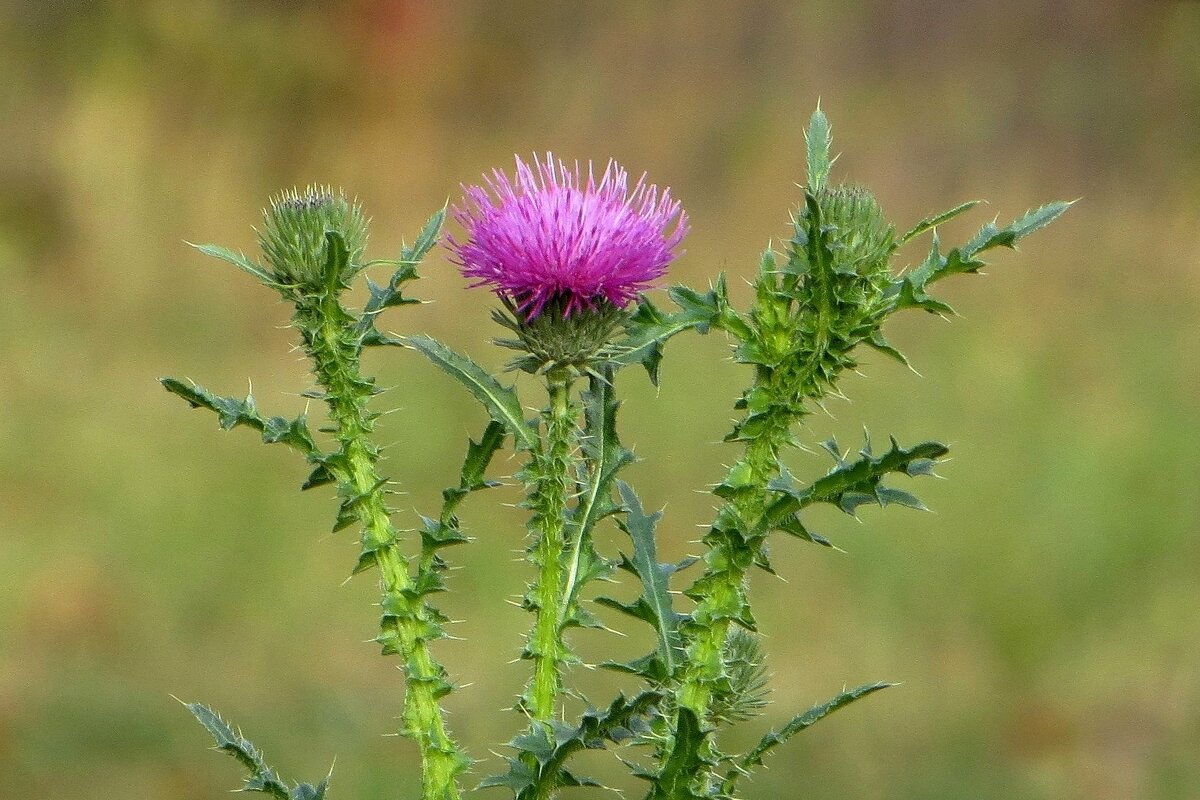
top-left (814, 185), bottom-right (894, 283)
top-left (257, 186), bottom-right (368, 293)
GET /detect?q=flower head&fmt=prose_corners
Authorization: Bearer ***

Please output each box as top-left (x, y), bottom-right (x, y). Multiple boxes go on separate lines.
top-left (446, 154), bottom-right (688, 319)
top-left (258, 185), bottom-right (368, 293)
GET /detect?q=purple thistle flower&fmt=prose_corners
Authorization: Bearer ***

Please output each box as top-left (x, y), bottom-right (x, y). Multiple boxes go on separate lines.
top-left (446, 154), bottom-right (688, 319)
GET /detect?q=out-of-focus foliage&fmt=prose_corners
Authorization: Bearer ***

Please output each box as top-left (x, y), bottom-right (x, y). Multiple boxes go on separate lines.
top-left (0, 2), bottom-right (1197, 799)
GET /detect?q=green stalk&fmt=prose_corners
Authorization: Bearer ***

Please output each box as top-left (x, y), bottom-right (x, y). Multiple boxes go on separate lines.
top-left (523, 367), bottom-right (577, 722)
top-left (677, 413), bottom-right (790, 715)
top-left (300, 295), bottom-right (467, 800)
top-left (677, 227), bottom-right (837, 721)
top-left (654, 403), bottom-right (797, 800)
top-left (657, 228), bottom-right (845, 797)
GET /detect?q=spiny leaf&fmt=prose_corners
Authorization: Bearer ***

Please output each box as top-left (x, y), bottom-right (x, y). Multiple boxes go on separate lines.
top-left (617, 274), bottom-right (747, 384)
top-left (161, 378), bottom-right (320, 457)
top-left (401, 203), bottom-right (447, 266)
top-left (442, 420), bottom-right (506, 512)
top-left (290, 781), bottom-right (330, 800)
top-left (478, 760), bottom-right (536, 793)
top-left (419, 420), bottom-right (505, 574)
top-left (183, 702), bottom-right (308, 799)
top-left (891, 200), bottom-right (1072, 313)
top-left (963, 200), bottom-right (1073, 256)
top-left (646, 708), bottom-right (711, 798)
top-left (864, 329), bottom-right (910, 368)
top-left (400, 334), bottom-right (536, 450)
top-left (575, 367), bottom-right (632, 534)
top-left (765, 436), bottom-right (948, 525)
top-left (188, 242), bottom-right (277, 286)
top-left (805, 103), bottom-right (833, 192)
top-left (484, 692), bottom-right (661, 798)
top-left (358, 206), bottom-right (444, 341)
top-left (322, 229), bottom-right (350, 293)
top-left (897, 200), bottom-right (981, 246)
top-left (595, 482), bottom-right (689, 679)
top-left (773, 513), bottom-right (834, 548)
top-left (727, 681), bottom-right (893, 790)
top-left (361, 264), bottom-right (420, 317)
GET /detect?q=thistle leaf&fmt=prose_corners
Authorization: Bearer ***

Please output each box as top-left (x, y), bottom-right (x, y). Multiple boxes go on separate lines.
top-left (400, 334), bottom-right (537, 450)
top-left (805, 104), bottom-right (832, 192)
top-left (724, 681), bottom-right (892, 792)
top-left (442, 419), bottom-right (506, 511)
top-left (485, 692), bottom-right (661, 798)
top-left (618, 274), bottom-right (747, 384)
top-left (891, 200), bottom-right (1072, 313)
top-left (402, 203), bottom-right (447, 266)
top-left (361, 207), bottom-right (443, 313)
top-left (419, 420), bottom-right (505, 575)
top-left (897, 200), bottom-right (982, 246)
top-left (188, 242), bottom-right (277, 286)
top-left (765, 436), bottom-right (948, 526)
top-left (864, 329), bottom-right (910, 368)
top-left (646, 708), bottom-right (711, 798)
top-left (595, 482), bottom-right (690, 680)
top-left (559, 368), bottom-right (629, 621)
top-left (964, 200), bottom-right (1073, 256)
top-left (360, 264), bottom-right (419, 328)
top-left (357, 206), bottom-right (444, 343)
top-left (183, 702), bottom-right (328, 799)
top-left (322, 230), bottom-right (350, 293)
top-left (290, 782), bottom-right (330, 800)
top-left (160, 378), bottom-right (320, 457)
top-left (575, 367), bottom-right (634, 540)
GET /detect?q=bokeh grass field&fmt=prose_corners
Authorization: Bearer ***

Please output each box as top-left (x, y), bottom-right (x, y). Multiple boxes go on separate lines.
top-left (2, 2), bottom-right (1198, 798)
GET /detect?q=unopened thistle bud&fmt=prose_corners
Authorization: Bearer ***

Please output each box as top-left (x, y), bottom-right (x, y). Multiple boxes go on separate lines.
top-left (813, 185), bottom-right (894, 285)
top-left (258, 186), bottom-right (368, 294)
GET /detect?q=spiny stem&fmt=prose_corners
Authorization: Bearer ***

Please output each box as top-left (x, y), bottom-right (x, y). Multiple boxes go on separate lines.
top-left (677, 413), bottom-right (788, 715)
top-left (652, 405), bottom-right (796, 800)
top-left (662, 238), bottom-right (848, 793)
top-left (524, 367), bottom-right (578, 722)
top-left (301, 295), bottom-right (466, 800)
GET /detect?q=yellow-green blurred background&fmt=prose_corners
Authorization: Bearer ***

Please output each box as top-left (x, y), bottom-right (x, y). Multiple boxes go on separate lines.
top-left (2, 1), bottom-right (1198, 798)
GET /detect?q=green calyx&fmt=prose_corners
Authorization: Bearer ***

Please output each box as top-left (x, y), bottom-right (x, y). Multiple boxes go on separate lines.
top-left (258, 185), bottom-right (368, 294)
top-left (493, 296), bottom-right (629, 375)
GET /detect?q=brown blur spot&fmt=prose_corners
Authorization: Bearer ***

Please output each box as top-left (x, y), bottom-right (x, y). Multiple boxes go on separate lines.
top-left (18, 556), bottom-right (124, 656)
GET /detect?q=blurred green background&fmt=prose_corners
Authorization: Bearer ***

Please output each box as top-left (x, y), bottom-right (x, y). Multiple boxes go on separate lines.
top-left (2, 1), bottom-right (1198, 798)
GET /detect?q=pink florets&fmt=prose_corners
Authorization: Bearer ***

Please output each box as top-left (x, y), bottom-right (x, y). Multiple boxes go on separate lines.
top-left (446, 154), bottom-right (688, 319)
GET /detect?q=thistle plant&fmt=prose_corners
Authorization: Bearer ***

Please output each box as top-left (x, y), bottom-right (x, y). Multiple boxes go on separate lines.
top-left (163, 108), bottom-right (1069, 800)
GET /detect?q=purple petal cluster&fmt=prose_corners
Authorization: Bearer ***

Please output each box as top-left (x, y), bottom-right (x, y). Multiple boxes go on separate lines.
top-left (447, 154), bottom-right (688, 319)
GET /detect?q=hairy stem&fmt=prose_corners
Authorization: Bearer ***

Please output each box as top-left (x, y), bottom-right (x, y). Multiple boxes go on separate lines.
top-left (677, 411), bottom-right (789, 715)
top-left (651, 403), bottom-right (796, 800)
top-left (524, 367), bottom-right (578, 721)
top-left (301, 296), bottom-right (466, 800)
top-left (659, 259), bottom-right (843, 795)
